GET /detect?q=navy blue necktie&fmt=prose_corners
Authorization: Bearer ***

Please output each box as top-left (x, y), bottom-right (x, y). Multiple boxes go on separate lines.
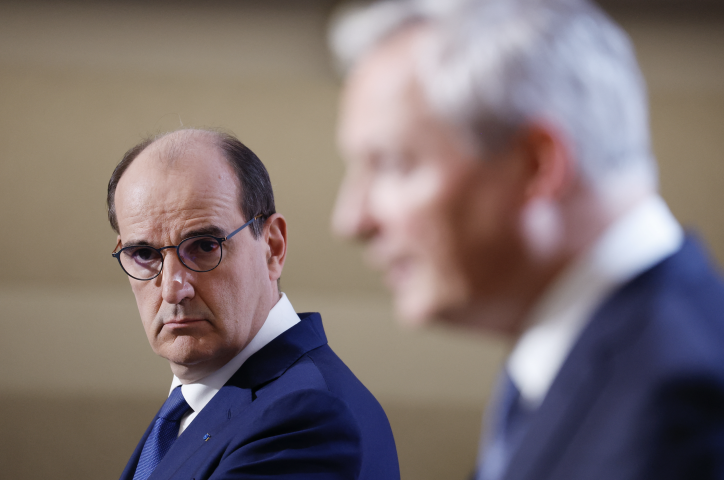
top-left (476, 372), bottom-right (533, 480)
top-left (133, 386), bottom-right (191, 480)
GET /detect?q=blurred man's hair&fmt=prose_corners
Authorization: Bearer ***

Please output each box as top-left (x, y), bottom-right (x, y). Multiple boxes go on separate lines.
top-left (330, 0), bottom-right (657, 194)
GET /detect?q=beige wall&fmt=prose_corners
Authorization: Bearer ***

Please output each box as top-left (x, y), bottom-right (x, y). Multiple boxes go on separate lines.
top-left (0, 2), bottom-right (722, 479)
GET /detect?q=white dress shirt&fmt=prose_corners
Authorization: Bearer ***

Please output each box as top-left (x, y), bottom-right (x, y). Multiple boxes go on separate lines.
top-left (507, 195), bottom-right (683, 409)
top-left (169, 293), bottom-right (300, 434)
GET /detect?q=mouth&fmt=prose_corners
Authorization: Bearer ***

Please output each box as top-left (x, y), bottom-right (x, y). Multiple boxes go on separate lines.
top-left (162, 318), bottom-right (208, 329)
top-left (383, 257), bottom-right (414, 290)
top-left (364, 243), bottom-right (416, 291)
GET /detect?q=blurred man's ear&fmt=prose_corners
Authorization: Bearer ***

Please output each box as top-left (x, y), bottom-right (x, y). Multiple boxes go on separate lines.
top-left (500, 121), bottom-right (576, 262)
top-left (515, 121), bottom-right (575, 202)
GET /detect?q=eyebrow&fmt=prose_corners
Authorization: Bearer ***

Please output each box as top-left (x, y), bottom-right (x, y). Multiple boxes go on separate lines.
top-left (121, 225), bottom-right (228, 249)
top-left (183, 225), bottom-right (226, 239)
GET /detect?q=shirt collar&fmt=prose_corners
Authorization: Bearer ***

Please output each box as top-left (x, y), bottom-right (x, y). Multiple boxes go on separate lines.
top-left (169, 292), bottom-right (300, 413)
top-left (507, 195), bottom-right (683, 408)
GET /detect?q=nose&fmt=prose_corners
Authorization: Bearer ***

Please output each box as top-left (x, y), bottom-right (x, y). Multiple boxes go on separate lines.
top-left (331, 172), bottom-right (378, 242)
top-left (160, 252), bottom-right (196, 304)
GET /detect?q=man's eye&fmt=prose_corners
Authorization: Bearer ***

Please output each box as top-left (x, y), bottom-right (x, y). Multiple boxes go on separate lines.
top-left (198, 239), bottom-right (218, 253)
top-left (377, 153), bottom-right (416, 175)
top-left (128, 247), bottom-right (159, 264)
top-left (185, 238), bottom-right (219, 256)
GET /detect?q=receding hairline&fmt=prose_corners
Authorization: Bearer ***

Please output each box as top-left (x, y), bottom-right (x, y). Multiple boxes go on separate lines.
top-left (136, 128), bottom-right (227, 168)
top-left (111, 128), bottom-right (245, 228)
top-left (341, 23), bottom-right (482, 156)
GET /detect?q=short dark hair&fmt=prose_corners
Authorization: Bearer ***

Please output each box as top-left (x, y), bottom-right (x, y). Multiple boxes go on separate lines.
top-left (107, 129), bottom-right (276, 239)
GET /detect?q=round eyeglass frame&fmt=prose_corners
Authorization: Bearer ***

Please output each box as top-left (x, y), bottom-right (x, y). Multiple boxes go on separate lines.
top-left (111, 215), bottom-right (262, 281)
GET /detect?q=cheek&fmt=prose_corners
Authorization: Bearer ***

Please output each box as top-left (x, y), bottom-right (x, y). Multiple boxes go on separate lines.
top-left (130, 282), bottom-right (161, 334)
top-left (370, 166), bottom-right (445, 239)
top-left (130, 281), bottom-right (148, 315)
top-left (202, 281), bottom-right (234, 324)
top-left (205, 251), bottom-right (265, 329)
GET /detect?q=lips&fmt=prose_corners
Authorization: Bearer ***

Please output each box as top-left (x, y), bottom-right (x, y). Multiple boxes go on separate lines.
top-left (163, 318), bottom-right (207, 327)
top-left (383, 257), bottom-right (415, 290)
top-left (365, 242), bottom-right (415, 290)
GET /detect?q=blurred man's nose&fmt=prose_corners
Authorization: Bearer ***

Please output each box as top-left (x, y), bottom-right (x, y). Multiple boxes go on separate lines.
top-left (160, 253), bottom-right (196, 304)
top-left (332, 174), bottom-right (378, 242)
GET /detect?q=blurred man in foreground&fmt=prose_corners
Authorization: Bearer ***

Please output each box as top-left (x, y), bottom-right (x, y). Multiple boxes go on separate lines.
top-left (330, 0), bottom-right (724, 478)
top-left (108, 128), bottom-right (399, 480)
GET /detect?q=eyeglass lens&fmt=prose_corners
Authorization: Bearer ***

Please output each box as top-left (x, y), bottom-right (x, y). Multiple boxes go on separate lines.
top-left (119, 236), bottom-right (222, 280)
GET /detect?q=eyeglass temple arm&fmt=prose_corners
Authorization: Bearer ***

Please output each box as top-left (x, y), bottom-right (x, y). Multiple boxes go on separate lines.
top-left (225, 215), bottom-right (263, 241)
top-left (111, 239), bottom-right (122, 257)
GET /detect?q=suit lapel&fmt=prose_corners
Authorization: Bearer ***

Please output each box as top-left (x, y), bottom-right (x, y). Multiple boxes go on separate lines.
top-left (146, 384), bottom-right (253, 480)
top-left (504, 253), bottom-right (668, 480)
top-left (231, 312), bottom-right (328, 390)
top-left (143, 312), bottom-right (328, 480)
top-left (503, 341), bottom-right (614, 480)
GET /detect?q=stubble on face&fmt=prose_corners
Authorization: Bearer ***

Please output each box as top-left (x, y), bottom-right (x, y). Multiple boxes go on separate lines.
top-left (139, 294), bottom-right (219, 365)
top-left (114, 131), bottom-right (272, 382)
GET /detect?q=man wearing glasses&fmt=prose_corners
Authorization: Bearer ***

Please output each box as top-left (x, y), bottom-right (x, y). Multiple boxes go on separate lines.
top-left (108, 128), bottom-right (399, 480)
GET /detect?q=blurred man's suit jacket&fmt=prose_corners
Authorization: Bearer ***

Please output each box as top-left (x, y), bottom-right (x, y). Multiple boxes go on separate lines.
top-left (120, 313), bottom-right (400, 480)
top-left (499, 235), bottom-right (724, 480)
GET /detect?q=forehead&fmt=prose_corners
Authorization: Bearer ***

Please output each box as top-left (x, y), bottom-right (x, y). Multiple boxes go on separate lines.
top-left (114, 133), bottom-right (242, 239)
top-left (342, 42), bottom-right (414, 123)
top-left (340, 34), bottom-right (480, 167)
top-left (339, 28), bottom-right (444, 154)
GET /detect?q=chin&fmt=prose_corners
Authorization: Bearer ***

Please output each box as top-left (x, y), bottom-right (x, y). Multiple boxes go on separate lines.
top-left (394, 287), bottom-right (457, 329)
top-left (400, 289), bottom-right (492, 333)
top-left (160, 350), bottom-right (205, 368)
top-left (438, 295), bottom-right (524, 337)
top-left (394, 250), bottom-right (488, 319)
top-left (395, 304), bottom-right (433, 329)
top-left (155, 338), bottom-right (209, 365)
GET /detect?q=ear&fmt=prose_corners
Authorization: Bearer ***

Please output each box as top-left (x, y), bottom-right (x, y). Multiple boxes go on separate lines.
top-left (515, 121), bottom-right (574, 201)
top-left (263, 213), bottom-right (287, 282)
top-left (507, 122), bottom-right (574, 260)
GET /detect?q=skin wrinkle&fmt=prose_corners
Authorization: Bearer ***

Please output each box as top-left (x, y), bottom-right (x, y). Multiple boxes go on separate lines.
top-left (335, 28), bottom-right (532, 329)
top-left (114, 129), bottom-right (287, 383)
top-left (332, 25), bottom-right (641, 335)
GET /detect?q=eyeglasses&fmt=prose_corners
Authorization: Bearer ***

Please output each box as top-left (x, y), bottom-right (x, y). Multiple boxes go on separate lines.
top-left (112, 215), bottom-right (262, 281)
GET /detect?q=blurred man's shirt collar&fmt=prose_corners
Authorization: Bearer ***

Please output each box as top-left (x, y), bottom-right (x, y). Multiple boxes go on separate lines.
top-left (170, 293), bottom-right (300, 434)
top-left (508, 195), bottom-right (683, 408)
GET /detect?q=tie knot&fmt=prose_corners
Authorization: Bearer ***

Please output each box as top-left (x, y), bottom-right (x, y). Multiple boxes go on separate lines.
top-left (158, 386), bottom-right (191, 422)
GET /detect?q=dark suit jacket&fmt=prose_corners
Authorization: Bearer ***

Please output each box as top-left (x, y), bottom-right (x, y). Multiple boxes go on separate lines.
top-left (503, 237), bottom-right (724, 480)
top-left (120, 313), bottom-right (400, 480)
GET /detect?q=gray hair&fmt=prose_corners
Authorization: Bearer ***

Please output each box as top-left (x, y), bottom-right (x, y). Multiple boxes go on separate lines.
top-left (330, 0), bottom-right (657, 192)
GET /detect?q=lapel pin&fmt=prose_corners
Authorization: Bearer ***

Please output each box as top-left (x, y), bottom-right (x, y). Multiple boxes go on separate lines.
top-left (203, 433), bottom-right (211, 442)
